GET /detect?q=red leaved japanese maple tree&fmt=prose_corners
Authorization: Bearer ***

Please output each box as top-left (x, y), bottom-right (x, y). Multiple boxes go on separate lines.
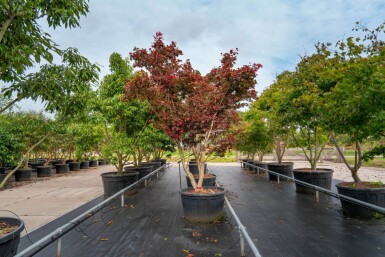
top-left (124, 32), bottom-right (261, 190)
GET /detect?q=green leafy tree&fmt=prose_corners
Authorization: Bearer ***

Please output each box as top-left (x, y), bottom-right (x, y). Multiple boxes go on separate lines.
top-left (251, 71), bottom-right (293, 164)
top-left (0, 113), bottom-right (24, 167)
top-left (97, 52), bottom-right (150, 174)
top-left (277, 54), bottom-right (333, 170)
top-left (318, 22), bottom-right (385, 181)
top-left (0, 111), bottom-right (52, 188)
top-left (238, 112), bottom-right (274, 162)
top-left (0, 0), bottom-right (90, 82)
top-left (0, 1), bottom-right (99, 114)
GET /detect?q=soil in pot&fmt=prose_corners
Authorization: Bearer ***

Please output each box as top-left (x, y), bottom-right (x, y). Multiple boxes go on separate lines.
top-left (68, 162), bottom-right (81, 171)
top-left (293, 168), bottom-right (334, 194)
top-left (186, 173), bottom-right (216, 188)
top-left (80, 161), bottom-right (90, 169)
top-left (0, 217), bottom-right (25, 257)
top-left (101, 172), bottom-right (139, 197)
top-left (36, 166), bottom-right (51, 177)
top-left (15, 169), bottom-right (32, 182)
top-left (336, 181), bottom-right (385, 218)
top-left (188, 163), bottom-right (207, 175)
top-left (180, 186), bottom-right (225, 223)
top-left (55, 164), bottom-right (69, 174)
top-left (267, 162), bottom-right (294, 181)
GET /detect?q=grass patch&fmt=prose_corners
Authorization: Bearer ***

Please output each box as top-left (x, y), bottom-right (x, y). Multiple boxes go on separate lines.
top-left (346, 157), bottom-right (385, 168)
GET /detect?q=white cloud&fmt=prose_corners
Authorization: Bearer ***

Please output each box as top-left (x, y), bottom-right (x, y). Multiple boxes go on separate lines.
top-left (14, 0), bottom-right (385, 112)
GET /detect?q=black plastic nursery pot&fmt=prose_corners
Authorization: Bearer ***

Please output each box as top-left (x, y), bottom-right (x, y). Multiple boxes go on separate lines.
top-left (50, 160), bottom-right (62, 166)
top-left (186, 174), bottom-right (217, 188)
top-left (267, 162), bottom-right (294, 181)
top-left (153, 159), bottom-right (167, 166)
top-left (246, 160), bottom-right (255, 171)
top-left (141, 162), bottom-right (162, 170)
top-left (293, 168), bottom-right (334, 194)
top-left (36, 166), bottom-right (51, 177)
top-left (89, 160), bottom-right (99, 167)
top-left (336, 182), bottom-right (385, 218)
top-left (30, 162), bottom-right (44, 171)
top-left (80, 161), bottom-right (90, 169)
top-left (181, 186), bottom-right (225, 223)
top-left (101, 172), bottom-right (139, 197)
top-left (98, 159), bottom-right (107, 166)
top-left (188, 163), bottom-right (207, 175)
top-left (65, 159), bottom-right (74, 164)
top-left (0, 217), bottom-right (25, 257)
top-left (252, 161), bottom-right (268, 174)
top-left (55, 164), bottom-right (69, 174)
top-left (15, 169), bottom-right (32, 182)
top-left (68, 162), bottom-right (81, 171)
top-left (124, 166), bottom-right (153, 179)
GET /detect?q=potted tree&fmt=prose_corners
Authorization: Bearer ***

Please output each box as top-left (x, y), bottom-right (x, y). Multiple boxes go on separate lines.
top-left (277, 56), bottom-right (334, 194)
top-left (124, 33), bottom-right (261, 222)
top-left (238, 111), bottom-right (275, 172)
top-left (251, 73), bottom-right (294, 181)
top-left (96, 52), bottom-right (151, 197)
top-left (319, 22), bottom-right (385, 218)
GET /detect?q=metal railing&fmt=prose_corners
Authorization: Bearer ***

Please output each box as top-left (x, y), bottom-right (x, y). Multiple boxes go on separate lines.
top-left (241, 161), bottom-right (385, 215)
top-left (207, 167), bottom-right (262, 257)
top-left (15, 163), bottom-right (172, 257)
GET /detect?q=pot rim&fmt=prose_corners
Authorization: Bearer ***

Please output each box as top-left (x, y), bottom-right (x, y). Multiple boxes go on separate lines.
top-left (293, 168), bottom-right (334, 173)
top-left (101, 171), bottom-right (139, 177)
top-left (267, 162), bottom-right (294, 166)
top-left (180, 186), bottom-right (225, 196)
top-left (336, 181), bottom-right (385, 191)
top-left (0, 217), bottom-right (25, 243)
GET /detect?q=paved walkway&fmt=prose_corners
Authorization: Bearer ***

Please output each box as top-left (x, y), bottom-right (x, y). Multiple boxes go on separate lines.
top-left (0, 165), bottom-right (113, 234)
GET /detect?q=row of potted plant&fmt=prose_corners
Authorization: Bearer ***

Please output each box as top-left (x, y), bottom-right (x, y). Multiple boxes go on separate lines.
top-left (236, 21), bottom-right (385, 219)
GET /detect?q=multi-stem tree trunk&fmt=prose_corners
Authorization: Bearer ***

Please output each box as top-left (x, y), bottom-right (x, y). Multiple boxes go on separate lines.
top-left (177, 144), bottom-right (197, 189)
top-left (274, 135), bottom-right (287, 164)
top-left (292, 128), bottom-right (329, 170)
top-left (331, 134), bottom-right (362, 182)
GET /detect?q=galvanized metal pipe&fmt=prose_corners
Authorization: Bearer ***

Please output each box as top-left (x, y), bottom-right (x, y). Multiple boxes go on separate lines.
top-left (241, 161), bottom-right (385, 214)
top-left (224, 195), bottom-right (263, 257)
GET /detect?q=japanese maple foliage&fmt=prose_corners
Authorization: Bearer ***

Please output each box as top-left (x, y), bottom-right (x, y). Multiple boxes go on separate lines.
top-left (124, 32), bottom-right (261, 189)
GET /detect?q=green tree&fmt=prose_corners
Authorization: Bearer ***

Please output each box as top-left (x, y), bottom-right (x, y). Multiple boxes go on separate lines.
top-left (97, 52), bottom-right (150, 174)
top-left (0, 111), bottom-right (52, 188)
top-left (319, 22), bottom-right (385, 181)
top-left (236, 113), bottom-right (274, 161)
top-left (0, 0), bottom-right (90, 82)
top-left (0, 113), bottom-right (24, 167)
top-left (251, 71), bottom-right (293, 164)
top-left (0, 1), bottom-right (99, 114)
top-left (278, 54), bottom-right (333, 170)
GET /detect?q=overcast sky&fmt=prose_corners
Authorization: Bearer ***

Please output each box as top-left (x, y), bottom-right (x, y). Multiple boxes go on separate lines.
top-left (20, 0), bottom-right (385, 112)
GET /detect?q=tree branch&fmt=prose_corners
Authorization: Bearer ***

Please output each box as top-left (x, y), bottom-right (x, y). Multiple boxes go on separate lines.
top-left (330, 133), bottom-right (353, 171)
top-left (0, 132), bottom-right (51, 189)
top-left (0, 97), bottom-right (20, 114)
